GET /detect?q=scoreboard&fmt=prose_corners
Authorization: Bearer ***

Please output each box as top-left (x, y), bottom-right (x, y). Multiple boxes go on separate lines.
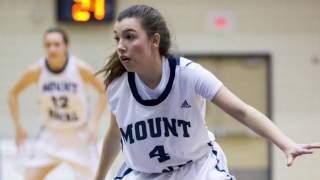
top-left (57, 0), bottom-right (114, 23)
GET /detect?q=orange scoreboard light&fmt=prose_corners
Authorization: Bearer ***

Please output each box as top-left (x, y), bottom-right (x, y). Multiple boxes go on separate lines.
top-left (57, 0), bottom-right (114, 23)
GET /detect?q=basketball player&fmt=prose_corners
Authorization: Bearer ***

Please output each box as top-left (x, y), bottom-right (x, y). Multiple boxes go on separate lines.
top-left (95, 5), bottom-right (320, 180)
top-left (8, 28), bottom-right (106, 180)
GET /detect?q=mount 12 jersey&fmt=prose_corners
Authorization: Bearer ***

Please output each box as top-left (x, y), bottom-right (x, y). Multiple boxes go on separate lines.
top-left (108, 56), bottom-right (223, 173)
top-left (37, 56), bottom-right (87, 129)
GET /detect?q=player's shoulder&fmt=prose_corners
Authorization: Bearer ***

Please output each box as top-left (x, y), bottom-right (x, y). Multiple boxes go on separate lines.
top-left (29, 60), bottom-right (42, 71)
top-left (107, 72), bottom-right (127, 92)
top-left (176, 56), bottom-right (201, 70)
top-left (26, 59), bottom-right (42, 75)
top-left (175, 56), bottom-right (203, 80)
top-left (175, 56), bottom-right (218, 85)
top-left (17, 58), bottom-right (43, 83)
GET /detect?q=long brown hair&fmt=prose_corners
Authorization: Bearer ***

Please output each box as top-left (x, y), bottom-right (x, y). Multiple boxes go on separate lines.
top-left (98, 5), bottom-right (172, 88)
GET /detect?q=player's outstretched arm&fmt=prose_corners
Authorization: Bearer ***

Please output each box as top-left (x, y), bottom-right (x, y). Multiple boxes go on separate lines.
top-left (212, 86), bottom-right (320, 167)
top-left (78, 63), bottom-right (107, 144)
top-left (8, 64), bottom-right (41, 149)
top-left (95, 113), bottom-right (121, 180)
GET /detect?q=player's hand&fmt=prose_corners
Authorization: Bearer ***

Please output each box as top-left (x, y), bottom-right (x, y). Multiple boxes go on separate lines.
top-left (285, 143), bottom-right (320, 167)
top-left (15, 127), bottom-right (28, 150)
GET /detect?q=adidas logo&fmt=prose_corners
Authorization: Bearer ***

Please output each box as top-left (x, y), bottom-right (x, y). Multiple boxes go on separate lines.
top-left (181, 100), bottom-right (191, 108)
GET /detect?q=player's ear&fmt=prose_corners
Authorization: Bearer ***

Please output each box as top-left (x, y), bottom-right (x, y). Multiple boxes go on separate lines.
top-left (152, 33), bottom-right (160, 48)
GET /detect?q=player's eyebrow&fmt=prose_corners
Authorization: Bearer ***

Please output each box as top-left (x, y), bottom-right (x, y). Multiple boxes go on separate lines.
top-left (113, 28), bottom-right (137, 34)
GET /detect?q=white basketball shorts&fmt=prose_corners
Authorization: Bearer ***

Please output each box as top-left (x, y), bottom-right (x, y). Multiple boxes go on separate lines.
top-left (114, 141), bottom-right (235, 180)
top-left (24, 126), bottom-right (99, 180)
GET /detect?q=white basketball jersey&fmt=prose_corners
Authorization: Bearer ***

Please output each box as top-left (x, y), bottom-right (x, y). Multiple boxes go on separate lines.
top-left (37, 56), bottom-right (87, 129)
top-left (108, 56), bottom-right (223, 173)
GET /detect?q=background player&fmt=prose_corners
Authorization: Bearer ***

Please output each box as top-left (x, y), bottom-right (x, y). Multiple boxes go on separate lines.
top-left (95, 5), bottom-right (320, 180)
top-left (8, 28), bottom-right (106, 180)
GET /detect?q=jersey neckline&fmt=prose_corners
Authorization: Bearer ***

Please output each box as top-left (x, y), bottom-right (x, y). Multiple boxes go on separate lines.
top-left (128, 56), bottom-right (178, 106)
top-left (45, 56), bottom-right (69, 74)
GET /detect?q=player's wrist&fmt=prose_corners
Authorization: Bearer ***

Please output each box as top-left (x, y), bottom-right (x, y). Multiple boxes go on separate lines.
top-left (15, 124), bottom-right (25, 134)
top-left (279, 140), bottom-right (296, 154)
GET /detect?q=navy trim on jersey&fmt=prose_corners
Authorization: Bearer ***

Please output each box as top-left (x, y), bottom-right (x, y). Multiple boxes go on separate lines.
top-left (128, 56), bottom-right (178, 106)
top-left (176, 57), bottom-right (180, 65)
top-left (45, 56), bottom-right (69, 74)
top-left (185, 61), bottom-right (193, 67)
top-left (114, 167), bottom-right (133, 180)
top-left (208, 142), bottom-right (235, 180)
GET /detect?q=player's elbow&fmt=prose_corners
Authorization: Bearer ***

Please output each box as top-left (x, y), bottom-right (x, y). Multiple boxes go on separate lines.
top-left (8, 88), bottom-right (17, 103)
top-left (231, 106), bottom-right (248, 122)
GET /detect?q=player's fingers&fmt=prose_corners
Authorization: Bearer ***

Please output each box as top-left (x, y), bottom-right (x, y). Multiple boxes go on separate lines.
top-left (16, 137), bottom-right (23, 146)
top-left (301, 149), bottom-right (314, 155)
top-left (288, 149), bottom-right (314, 167)
top-left (304, 143), bottom-right (320, 149)
top-left (287, 154), bottom-right (294, 167)
top-left (16, 139), bottom-right (25, 153)
top-left (16, 141), bottom-right (21, 150)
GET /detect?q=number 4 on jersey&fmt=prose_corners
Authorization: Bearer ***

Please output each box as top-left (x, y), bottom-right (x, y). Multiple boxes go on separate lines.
top-left (149, 145), bottom-right (170, 163)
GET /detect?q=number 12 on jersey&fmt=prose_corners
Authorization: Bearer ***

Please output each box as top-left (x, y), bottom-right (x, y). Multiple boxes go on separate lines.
top-left (149, 145), bottom-right (171, 163)
top-left (51, 96), bottom-right (68, 108)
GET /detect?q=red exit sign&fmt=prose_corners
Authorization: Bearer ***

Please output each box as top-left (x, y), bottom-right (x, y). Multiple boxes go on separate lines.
top-left (208, 12), bottom-right (234, 32)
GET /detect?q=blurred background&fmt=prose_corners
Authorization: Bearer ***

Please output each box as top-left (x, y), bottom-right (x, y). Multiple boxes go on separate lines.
top-left (0, 0), bottom-right (320, 180)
